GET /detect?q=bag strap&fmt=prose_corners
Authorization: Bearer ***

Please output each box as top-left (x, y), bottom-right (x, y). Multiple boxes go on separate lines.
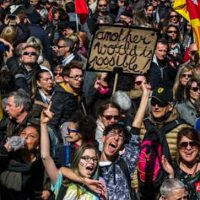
top-left (116, 157), bottom-right (137, 200)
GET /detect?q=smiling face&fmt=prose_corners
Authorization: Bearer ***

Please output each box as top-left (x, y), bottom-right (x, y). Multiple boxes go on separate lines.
top-left (178, 136), bottom-right (199, 164)
top-left (102, 128), bottom-right (125, 161)
top-left (78, 148), bottom-right (98, 178)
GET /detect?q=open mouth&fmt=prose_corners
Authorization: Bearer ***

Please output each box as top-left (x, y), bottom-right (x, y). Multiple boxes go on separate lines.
top-left (108, 142), bottom-right (117, 153)
top-left (86, 166), bottom-right (94, 171)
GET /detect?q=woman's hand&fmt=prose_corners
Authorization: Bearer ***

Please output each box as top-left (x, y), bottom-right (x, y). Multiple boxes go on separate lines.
top-left (83, 177), bottom-right (105, 195)
top-left (161, 155), bottom-right (174, 178)
top-left (40, 102), bottom-right (54, 124)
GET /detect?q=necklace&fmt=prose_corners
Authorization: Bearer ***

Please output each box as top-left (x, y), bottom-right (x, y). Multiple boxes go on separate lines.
top-left (180, 162), bottom-right (199, 177)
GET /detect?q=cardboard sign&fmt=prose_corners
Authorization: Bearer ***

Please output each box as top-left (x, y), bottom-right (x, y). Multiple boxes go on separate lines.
top-left (87, 25), bottom-right (158, 74)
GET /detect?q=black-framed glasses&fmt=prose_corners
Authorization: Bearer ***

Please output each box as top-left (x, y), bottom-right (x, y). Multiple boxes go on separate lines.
top-left (67, 128), bottom-right (80, 134)
top-left (81, 156), bottom-right (98, 163)
top-left (151, 99), bottom-right (169, 108)
top-left (191, 87), bottom-right (200, 92)
top-left (23, 51), bottom-right (38, 56)
top-left (102, 115), bottom-right (120, 120)
top-left (179, 141), bottom-right (198, 149)
top-left (68, 75), bottom-right (83, 80)
top-left (181, 74), bottom-right (192, 78)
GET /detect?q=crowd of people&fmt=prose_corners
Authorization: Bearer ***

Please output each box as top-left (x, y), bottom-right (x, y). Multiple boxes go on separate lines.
top-left (0, 0), bottom-right (200, 199)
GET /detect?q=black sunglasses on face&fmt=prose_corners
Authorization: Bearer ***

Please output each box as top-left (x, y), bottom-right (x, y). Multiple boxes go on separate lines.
top-left (179, 141), bottom-right (198, 149)
top-left (151, 99), bottom-right (169, 107)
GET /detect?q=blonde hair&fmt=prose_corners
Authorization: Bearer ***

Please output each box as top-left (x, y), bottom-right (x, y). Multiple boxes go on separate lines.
top-left (0, 26), bottom-right (17, 44)
top-left (172, 64), bottom-right (194, 100)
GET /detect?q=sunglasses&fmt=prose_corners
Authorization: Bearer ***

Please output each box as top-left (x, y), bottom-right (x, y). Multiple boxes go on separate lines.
top-left (191, 87), bottom-right (200, 92)
top-left (23, 51), bottom-right (37, 56)
top-left (67, 128), bottom-right (80, 134)
top-left (57, 45), bottom-right (67, 49)
top-left (179, 141), bottom-right (198, 149)
top-left (99, 4), bottom-right (107, 7)
top-left (54, 72), bottom-right (62, 76)
top-left (151, 99), bottom-right (169, 107)
top-left (135, 81), bottom-right (143, 85)
top-left (167, 30), bottom-right (177, 34)
top-left (181, 74), bottom-right (192, 78)
top-left (190, 50), bottom-right (198, 55)
top-left (170, 15), bottom-right (178, 18)
top-left (102, 115), bottom-right (120, 120)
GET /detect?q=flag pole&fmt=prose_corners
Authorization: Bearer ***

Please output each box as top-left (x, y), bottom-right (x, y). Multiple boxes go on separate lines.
top-left (75, 13), bottom-right (79, 32)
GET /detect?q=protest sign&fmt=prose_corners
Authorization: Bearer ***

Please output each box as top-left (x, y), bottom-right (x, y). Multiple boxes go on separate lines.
top-left (87, 25), bottom-right (158, 74)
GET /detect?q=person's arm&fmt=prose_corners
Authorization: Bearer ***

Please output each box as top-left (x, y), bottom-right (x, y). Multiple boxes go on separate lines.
top-left (60, 167), bottom-right (106, 195)
top-left (132, 82), bottom-right (151, 128)
top-left (161, 155), bottom-right (174, 178)
top-left (40, 104), bottom-right (59, 183)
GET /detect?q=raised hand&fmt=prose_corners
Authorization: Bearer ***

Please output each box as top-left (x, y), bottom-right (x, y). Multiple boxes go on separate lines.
top-left (161, 155), bottom-right (174, 178)
top-left (40, 102), bottom-right (54, 124)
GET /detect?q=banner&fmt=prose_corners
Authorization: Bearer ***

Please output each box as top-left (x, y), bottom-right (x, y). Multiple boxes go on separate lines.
top-left (87, 25), bottom-right (158, 74)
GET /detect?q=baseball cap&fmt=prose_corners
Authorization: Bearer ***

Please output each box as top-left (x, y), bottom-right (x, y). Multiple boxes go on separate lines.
top-left (151, 86), bottom-right (173, 105)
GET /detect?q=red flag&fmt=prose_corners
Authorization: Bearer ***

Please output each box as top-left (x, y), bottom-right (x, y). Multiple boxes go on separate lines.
top-left (173, 0), bottom-right (200, 56)
top-left (75, 0), bottom-right (89, 24)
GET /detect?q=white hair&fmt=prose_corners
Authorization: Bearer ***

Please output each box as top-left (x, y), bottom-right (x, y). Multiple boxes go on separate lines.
top-left (111, 90), bottom-right (132, 111)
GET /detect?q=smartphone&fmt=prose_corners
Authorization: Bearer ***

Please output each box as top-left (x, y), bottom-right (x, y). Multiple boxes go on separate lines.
top-left (7, 14), bottom-right (16, 20)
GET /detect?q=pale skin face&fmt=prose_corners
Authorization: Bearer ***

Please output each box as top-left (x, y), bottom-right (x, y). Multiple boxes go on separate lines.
top-left (57, 39), bottom-right (70, 57)
top-left (162, 188), bottom-right (188, 200)
top-left (37, 72), bottom-right (53, 95)
top-left (134, 75), bottom-right (146, 90)
top-left (99, 107), bottom-right (120, 127)
top-left (179, 70), bottom-right (192, 86)
top-left (145, 5), bottom-right (154, 18)
top-left (189, 81), bottom-right (200, 103)
top-left (169, 11), bottom-right (179, 24)
top-left (178, 136), bottom-right (199, 164)
top-left (5, 96), bottom-right (22, 119)
top-left (78, 148), bottom-right (98, 178)
top-left (20, 126), bottom-right (39, 152)
top-left (167, 27), bottom-right (178, 41)
top-left (66, 122), bottom-right (82, 145)
top-left (102, 129), bottom-right (125, 161)
top-left (21, 47), bottom-right (38, 65)
top-left (98, 0), bottom-right (107, 14)
top-left (64, 68), bottom-right (83, 92)
top-left (151, 100), bottom-right (172, 119)
top-left (155, 43), bottom-right (168, 61)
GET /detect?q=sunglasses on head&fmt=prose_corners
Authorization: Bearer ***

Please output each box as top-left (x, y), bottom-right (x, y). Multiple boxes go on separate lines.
top-left (151, 99), bottom-right (169, 107)
top-left (179, 141), bottom-right (198, 149)
top-left (181, 74), bottom-right (192, 78)
top-left (191, 87), bottom-right (200, 92)
top-left (102, 115), bottom-right (120, 120)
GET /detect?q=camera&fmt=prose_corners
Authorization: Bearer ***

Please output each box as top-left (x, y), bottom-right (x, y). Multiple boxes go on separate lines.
top-left (7, 14), bottom-right (16, 20)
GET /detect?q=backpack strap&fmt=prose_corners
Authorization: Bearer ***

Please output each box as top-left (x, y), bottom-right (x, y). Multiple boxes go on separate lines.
top-left (116, 157), bottom-right (137, 200)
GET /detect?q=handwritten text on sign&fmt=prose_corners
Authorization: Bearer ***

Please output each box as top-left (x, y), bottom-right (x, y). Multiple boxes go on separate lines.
top-left (88, 26), bottom-right (157, 74)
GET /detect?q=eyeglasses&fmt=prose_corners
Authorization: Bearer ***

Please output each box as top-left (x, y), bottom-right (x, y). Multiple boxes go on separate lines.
top-left (23, 51), bottom-right (38, 56)
top-left (135, 81), bottom-right (143, 85)
top-left (99, 4), bottom-right (107, 7)
top-left (67, 128), bottom-right (80, 134)
top-left (167, 30), bottom-right (178, 34)
top-left (151, 99), bottom-right (169, 108)
top-left (81, 156), bottom-right (98, 163)
top-left (53, 72), bottom-right (62, 76)
top-left (169, 15), bottom-right (178, 18)
top-left (179, 141), bottom-right (198, 149)
top-left (57, 45), bottom-right (67, 49)
top-left (68, 75), bottom-right (83, 80)
top-left (181, 74), bottom-right (192, 78)
top-left (102, 115), bottom-right (120, 120)
top-left (191, 87), bottom-right (200, 92)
